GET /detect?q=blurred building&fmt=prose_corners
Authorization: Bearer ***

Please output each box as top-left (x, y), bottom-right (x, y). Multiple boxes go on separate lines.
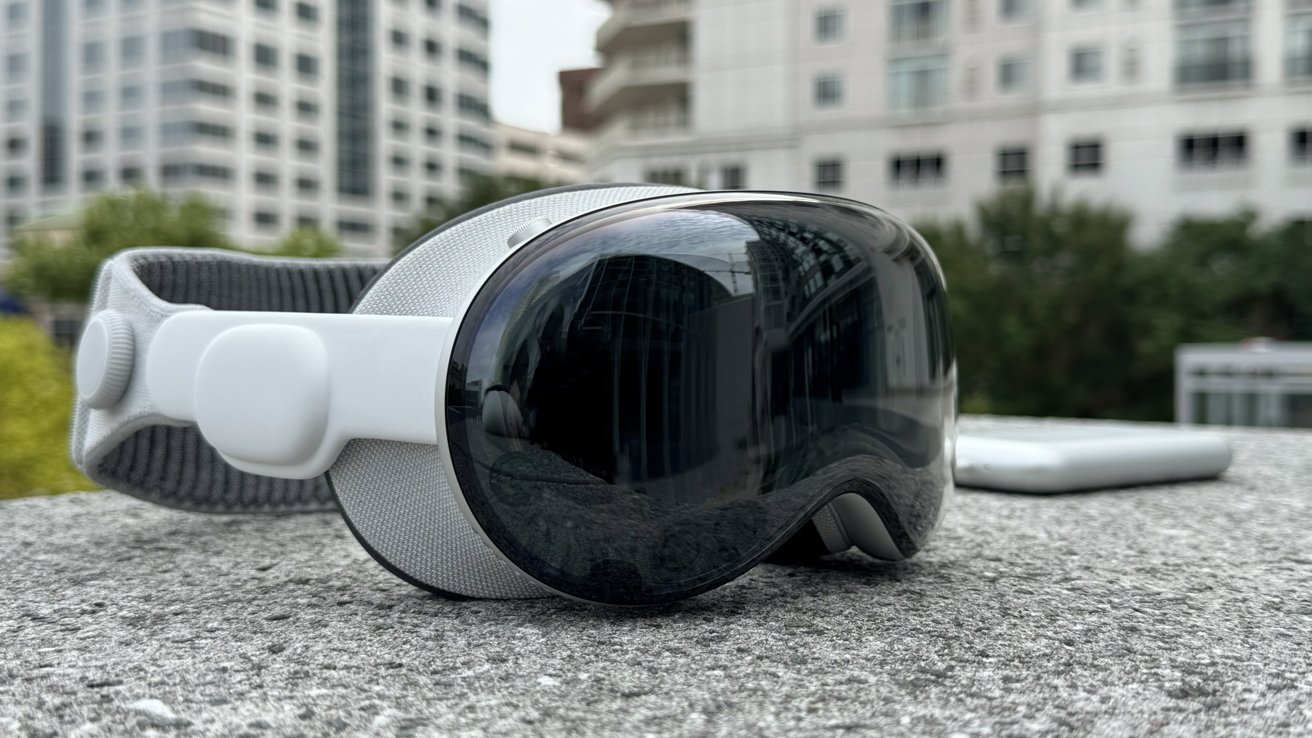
top-left (1177, 340), bottom-right (1312, 428)
top-left (586, 0), bottom-right (1312, 242)
top-left (493, 123), bottom-right (590, 186)
top-left (559, 67), bottom-right (602, 133)
top-left (0, 0), bottom-right (495, 257)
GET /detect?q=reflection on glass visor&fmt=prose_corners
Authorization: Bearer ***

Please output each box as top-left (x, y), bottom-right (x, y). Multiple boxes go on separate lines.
top-left (445, 193), bottom-right (956, 605)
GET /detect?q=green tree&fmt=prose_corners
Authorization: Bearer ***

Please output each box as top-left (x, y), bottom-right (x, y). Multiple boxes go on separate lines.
top-left (4, 191), bottom-right (231, 304)
top-left (265, 227), bottom-right (342, 258)
top-left (392, 174), bottom-right (548, 255)
top-left (918, 187), bottom-right (1154, 419)
top-left (0, 318), bottom-right (95, 499)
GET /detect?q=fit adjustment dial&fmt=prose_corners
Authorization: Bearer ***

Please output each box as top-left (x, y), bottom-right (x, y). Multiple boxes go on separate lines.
top-left (76, 311), bottom-right (136, 409)
top-left (506, 217), bottom-right (554, 249)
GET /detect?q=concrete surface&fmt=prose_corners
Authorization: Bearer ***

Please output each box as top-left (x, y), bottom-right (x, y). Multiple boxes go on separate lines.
top-left (2, 416), bottom-right (1310, 737)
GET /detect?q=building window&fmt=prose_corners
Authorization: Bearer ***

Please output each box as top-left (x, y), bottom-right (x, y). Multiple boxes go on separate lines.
top-left (889, 55), bottom-right (949, 111)
top-left (295, 53), bottom-right (318, 78)
top-left (890, 152), bottom-right (946, 187)
top-left (391, 76), bottom-right (410, 101)
top-left (457, 48), bottom-right (489, 74)
top-left (296, 99), bottom-right (319, 118)
top-left (1293, 128), bottom-right (1311, 164)
top-left (392, 118), bottom-right (410, 136)
top-left (998, 56), bottom-right (1031, 92)
top-left (815, 8), bottom-right (844, 42)
top-left (337, 219), bottom-right (374, 235)
top-left (254, 211), bottom-right (279, 228)
top-left (814, 74), bottom-right (844, 108)
top-left (82, 89), bottom-right (104, 113)
top-left (161, 29), bottom-right (233, 61)
top-left (81, 128), bottom-right (103, 150)
top-left (391, 29), bottom-right (409, 48)
top-left (253, 130), bottom-right (278, 148)
top-left (391, 189), bottom-right (410, 207)
top-left (82, 168), bottom-right (106, 189)
top-left (1122, 44), bottom-right (1142, 83)
top-left (424, 125), bottom-right (442, 143)
top-left (254, 42), bottom-right (278, 69)
top-left (254, 170), bottom-right (278, 188)
top-left (890, 0), bottom-right (948, 43)
top-left (295, 2), bottom-right (319, 23)
top-left (296, 215), bottom-right (319, 228)
top-left (426, 0), bottom-right (441, 12)
top-left (1070, 46), bottom-right (1104, 83)
top-left (5, 136), bottom-right (23, 155)
top-left (1178, 131), bottom-right (1248, 170)
top-left (424, 159), bottom-right (442, 177)
top-left (255, 0), bottom-right (277, 12)
top-left (456, 2), bottom-right (489, 31)
top-left (82, 41), bottom-right (105, 72)
top-left (120, 125), bottom-right (143, 148)
top-left (425, 38), bottom-right (442, 59)
top-left (297, 137), bottom-right (320, 155)
top-left (160, 163), bottom-right (233, 182)
top-left (1285, 14), bottom-right (1312, 81)
top-left (120, 84), bottom-right (144, 109)
top-left (391, 153), bottom-right (411, 171)
top-left (720, 165), bottom-right (746, 190)
top-left (997, 147), bottom-right (1029, 182)
top-left (297, 176), bottom-right (319, 194)
top-left (254, 90), bottom-right (278, 110)
top-left (644, 168), bottom-right (686, 186)
top-left (1174, 0), bottom-right (1249, 14)
top-left (1000, 0), bottom-right (1032, 22)
top-left (6, 174), bottom-right (27, 194)
top-left (121, 36), bottom-right (146, 68)
top-left (457, 133), bottom-right (492, 156)
top-left (424, 84), bottom-right (443, 108)
top-left (5, 52), bottom-right (25, 79)
top-left (120, 166), bottom-right (143, 184)
top-left (1176, 21), bottom-right (1251, 87)
top-left (457, 93), bottom-right (489, 120)
top-left (1068, 139), bottom-right (1104, 174)
top-left (814, 158), bottom-right (844, 190)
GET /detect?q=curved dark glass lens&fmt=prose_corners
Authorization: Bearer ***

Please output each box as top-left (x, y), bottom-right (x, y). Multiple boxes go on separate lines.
top-left (445, 193), bottom-right (956, 605)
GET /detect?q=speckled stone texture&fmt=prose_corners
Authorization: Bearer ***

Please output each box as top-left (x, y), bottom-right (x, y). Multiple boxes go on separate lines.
top-left (2, 416), bottom-right (1310, 737)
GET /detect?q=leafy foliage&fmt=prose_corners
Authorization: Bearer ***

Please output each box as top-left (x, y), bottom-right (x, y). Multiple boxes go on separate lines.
top-left (4, 191), bottom-right (232, 304)
top-left (3, 192), bottom-right (347, 305)
top-left (391, 174), bottom-right (548, 255)
top-left (920, 188), bottom-right (1310, 421)
top-left (265, 227), bottom-right (343, 258)
top-left (0, 318), bottom-right (95, 499)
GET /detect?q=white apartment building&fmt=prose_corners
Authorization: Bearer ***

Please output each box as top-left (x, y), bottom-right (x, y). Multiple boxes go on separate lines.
top-left (587, 0), bottom-right (1312, 243)
top-left (0, 0), bottom-right (495, 258)
top-left (493, 122), bottom-right (590, 185)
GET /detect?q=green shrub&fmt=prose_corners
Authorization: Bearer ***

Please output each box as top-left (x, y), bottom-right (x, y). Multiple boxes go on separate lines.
top-left (0, 318), bottom-right (94, 499)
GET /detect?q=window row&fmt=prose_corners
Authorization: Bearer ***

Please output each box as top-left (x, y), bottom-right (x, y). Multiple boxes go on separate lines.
top-left (811, 0), bottom-right (1274, 47)
top-left (806, 128), bottom-right (1312, 190)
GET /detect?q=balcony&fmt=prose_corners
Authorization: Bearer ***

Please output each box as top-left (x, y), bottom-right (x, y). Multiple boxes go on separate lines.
top-left (596, 0), bottom-right (690, 54)
top-left (586, 49), bottom-right (690, 118)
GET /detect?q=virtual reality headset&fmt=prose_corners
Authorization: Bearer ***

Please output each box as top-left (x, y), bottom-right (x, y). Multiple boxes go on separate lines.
top-left (71, 185), bottom-right (957, 606)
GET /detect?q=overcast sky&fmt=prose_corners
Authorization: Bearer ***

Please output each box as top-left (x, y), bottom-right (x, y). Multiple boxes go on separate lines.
top-left (490, 0), bottom-right (611, 133)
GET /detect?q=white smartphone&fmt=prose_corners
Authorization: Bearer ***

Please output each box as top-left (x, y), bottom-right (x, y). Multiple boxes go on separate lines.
top-left (953, 426), bottom-right (1233, 493)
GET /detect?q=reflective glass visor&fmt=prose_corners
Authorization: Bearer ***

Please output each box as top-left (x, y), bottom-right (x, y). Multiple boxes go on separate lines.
top-left (444, 193), bottom-right (956, 605)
